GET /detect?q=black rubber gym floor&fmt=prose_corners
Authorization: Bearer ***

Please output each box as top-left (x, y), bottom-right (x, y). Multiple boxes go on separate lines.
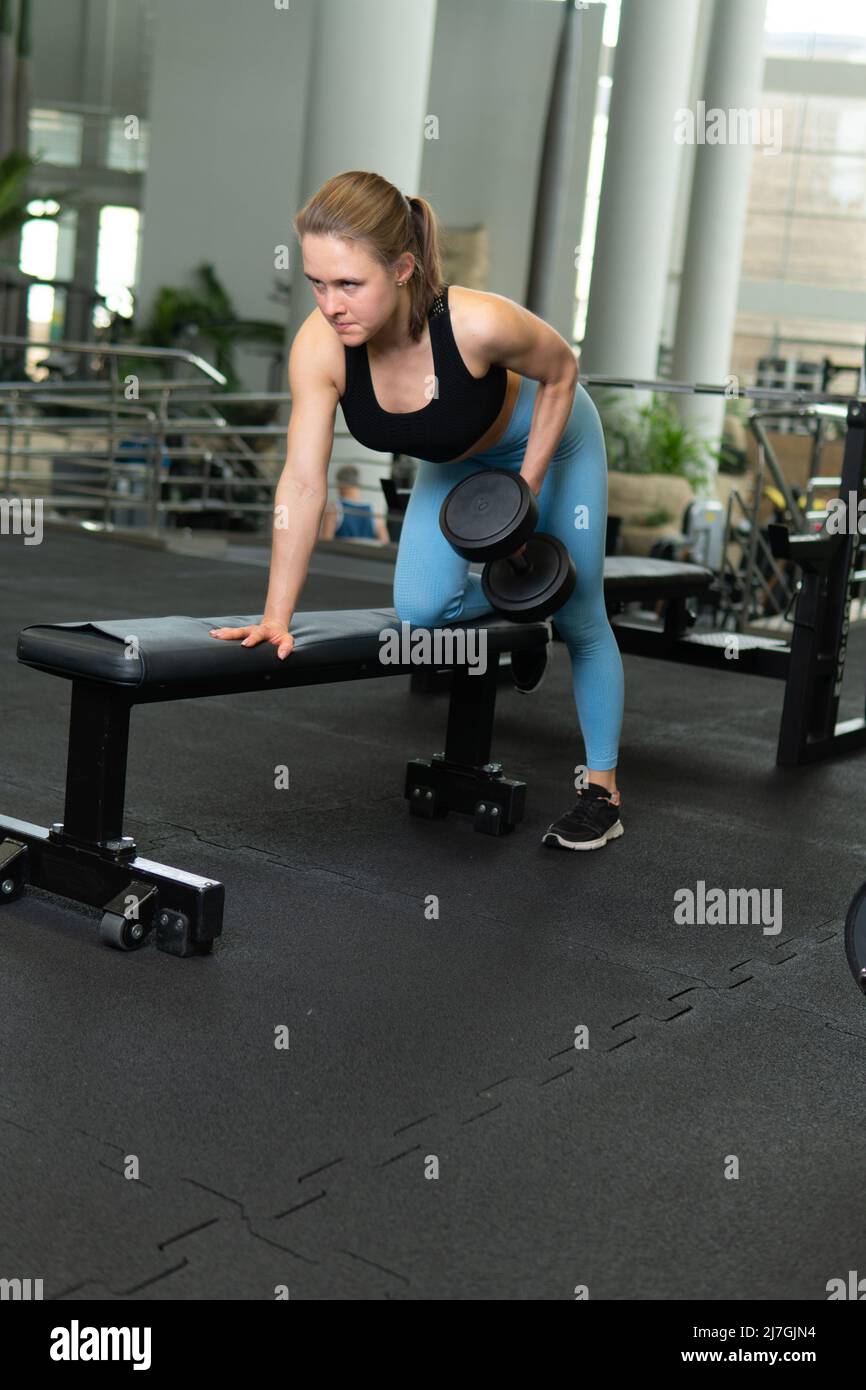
top-left (2, 529), bottom-right (866, 1300)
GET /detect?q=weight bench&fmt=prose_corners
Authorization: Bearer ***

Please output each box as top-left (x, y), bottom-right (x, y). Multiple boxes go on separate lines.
top-left (1, 609), bottom-right (549, 958)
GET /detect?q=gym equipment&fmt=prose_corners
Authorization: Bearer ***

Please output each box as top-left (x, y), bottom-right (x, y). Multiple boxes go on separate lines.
top-left (1, 608), bottom-right (550, 956)
top-left (606, 400), bottom-right (866, 766)
top-left (439, 469), bottom-right (576, 622)
top-left (844, 884), bottom-right (866, 997)
top-left (427, 397), bottom-right (865, 765)
top-left (650, 499), bottom-right (727, 570)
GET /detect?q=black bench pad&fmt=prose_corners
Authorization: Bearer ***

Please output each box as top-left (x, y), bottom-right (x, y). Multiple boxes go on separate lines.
top-left (603, 556), bottom-right (713, 602)
top-left (17, 608), bottom-right (550, 690)
top-left (16, 560), bottom-right (712, 691)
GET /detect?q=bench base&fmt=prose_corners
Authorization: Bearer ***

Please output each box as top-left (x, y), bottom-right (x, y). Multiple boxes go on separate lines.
top-left (1, 737), bottom-right (530, 954)
top-left (406, 754), bottom-right (526, 835)
top-left (0, 815), bottom-right (224, 957)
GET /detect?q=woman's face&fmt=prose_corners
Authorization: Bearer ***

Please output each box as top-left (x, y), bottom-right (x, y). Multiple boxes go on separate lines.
top-left (302, 234), bottom-right (411, 342)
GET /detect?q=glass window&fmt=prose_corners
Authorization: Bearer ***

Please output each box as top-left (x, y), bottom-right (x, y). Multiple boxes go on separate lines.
top-left (54, 210), bottom-right (78, 283)
top-left (19, 216), bottom-right (59, 325)
top-left (95, 206), bottom-right (141, 320)
top-left (105, 116), bottom-right (149, 173)
top-left (28, 108), bottom-right (83, 166)
top-left (793, 152), bottom-right (866, 218)
top-left (730, 312), bottom-right (863, 392)
top-left (740, 91), bottom-right (866, 281)
top-left (802, 96), bottom-right (866, 153)
top-left (734, 79), bottom-right (866, 381)
top-left (764, 0), bottom-right (866, 61)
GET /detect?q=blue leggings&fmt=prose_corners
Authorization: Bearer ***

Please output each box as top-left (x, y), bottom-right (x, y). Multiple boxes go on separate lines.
top-left (393, 375), bottom-right (624, 770)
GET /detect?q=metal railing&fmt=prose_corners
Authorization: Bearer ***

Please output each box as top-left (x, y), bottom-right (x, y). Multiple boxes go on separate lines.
top-left (4, 347), bottom-right (865, 580)
top-left (0, 335), bottom-right (267, 531)
top-left (0, 334), bottom-right (394, 537)
top-left (579, 372), bottom-right (865, 408)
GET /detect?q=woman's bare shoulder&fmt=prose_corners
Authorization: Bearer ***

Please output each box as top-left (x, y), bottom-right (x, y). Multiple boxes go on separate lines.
top-left (446, 285), bottom-right (521, 367)
top-left (447, 284), bottom-right (512, 317)
top-left (292, 307), bottom-right (346, 397)
top-left (447, 284), bottom-right (525, 338)
top-left (448, 283), bottom-right (522, 304)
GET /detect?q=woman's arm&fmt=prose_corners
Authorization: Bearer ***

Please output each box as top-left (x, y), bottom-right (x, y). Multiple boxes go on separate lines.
top-left (458, 291), bottom-right (579, 496)
top-left (210, 318), bottom-right (337, 656)
top-left (262, 321), bottom-right (339, 625)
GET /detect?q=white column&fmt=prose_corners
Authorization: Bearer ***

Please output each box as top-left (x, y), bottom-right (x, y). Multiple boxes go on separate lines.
top-left (288, 0), bottom-right (437, 351)
top-left (526, 0), bottom-right (605, 341)
top-left (581, 0), bottom-right (701, 378)
top-left (663, 0), bottom-right (716, 356)
top-left (671, 0), bottom-right (769, 456)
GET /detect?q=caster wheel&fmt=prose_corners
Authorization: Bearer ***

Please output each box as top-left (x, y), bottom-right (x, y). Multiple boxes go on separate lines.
top-left (98, 910), bottom-right (148, 951)
top-left (0, 838), bottom-right (29, 903)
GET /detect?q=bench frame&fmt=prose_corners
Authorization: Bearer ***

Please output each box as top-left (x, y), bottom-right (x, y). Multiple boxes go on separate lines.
top-left (1, 635), bottom-right (544, 957)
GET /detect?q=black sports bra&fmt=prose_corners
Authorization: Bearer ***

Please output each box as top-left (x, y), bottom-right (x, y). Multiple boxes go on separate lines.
top-left (338, 285), bottom-right (509, 464)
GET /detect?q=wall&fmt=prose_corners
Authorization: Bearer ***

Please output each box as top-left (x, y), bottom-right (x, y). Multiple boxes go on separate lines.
top-left (138, 0), bottom-right (317, 392)
top-left (420, 0), bottom-right (562, 304)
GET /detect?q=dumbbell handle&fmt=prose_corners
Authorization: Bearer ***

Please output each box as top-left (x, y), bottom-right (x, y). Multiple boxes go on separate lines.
top-left (507, 547), bottom-right (532, 575)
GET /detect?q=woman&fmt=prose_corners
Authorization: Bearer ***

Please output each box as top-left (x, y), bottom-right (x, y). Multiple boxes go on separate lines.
top-left (210, 171), bottom-right (625, 851)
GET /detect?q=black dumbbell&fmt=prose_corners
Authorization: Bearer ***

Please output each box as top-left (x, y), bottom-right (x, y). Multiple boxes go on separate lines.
top-left (439, 469), bottom-right (576, 623)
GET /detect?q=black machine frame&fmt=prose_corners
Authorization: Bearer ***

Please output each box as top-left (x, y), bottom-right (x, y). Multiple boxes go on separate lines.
top-left (607, 400), bottom-right (866, 768)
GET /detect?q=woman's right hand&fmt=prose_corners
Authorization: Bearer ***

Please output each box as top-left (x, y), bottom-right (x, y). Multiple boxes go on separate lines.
top-left (209, 619), bottom-right (294, 660)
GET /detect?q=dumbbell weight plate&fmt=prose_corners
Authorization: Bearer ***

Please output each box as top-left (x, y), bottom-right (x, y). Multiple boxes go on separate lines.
top-left (482, 533), bottom-right (576, 623)
top-left (439, 469), bottom-right (538, 562)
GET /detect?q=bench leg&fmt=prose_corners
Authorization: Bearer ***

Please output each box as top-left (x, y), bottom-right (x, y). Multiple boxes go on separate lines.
top-left (0, 680), bottom-right (224, 957)
top-left (61, 681), bottom-right (132, 849)
top-left (405, 663), bottom-right (527, 834)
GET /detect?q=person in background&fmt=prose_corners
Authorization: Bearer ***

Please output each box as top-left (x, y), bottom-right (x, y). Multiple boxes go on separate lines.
top-left (320, 463), bottom-right (390, 543)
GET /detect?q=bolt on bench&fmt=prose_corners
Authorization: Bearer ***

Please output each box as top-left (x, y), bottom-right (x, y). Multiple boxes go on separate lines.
top-left (1, 608), bottom-right (550, 957)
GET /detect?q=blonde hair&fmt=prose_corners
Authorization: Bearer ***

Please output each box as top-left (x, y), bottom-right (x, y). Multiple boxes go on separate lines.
top-left (294, 170), bottom-right (445, 344)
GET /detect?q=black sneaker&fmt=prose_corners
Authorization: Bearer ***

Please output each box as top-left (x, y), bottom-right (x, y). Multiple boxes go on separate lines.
top-left (509, 641), bottom-right (549, 694)
top-left (542, 783), bottom-right (624, 851)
